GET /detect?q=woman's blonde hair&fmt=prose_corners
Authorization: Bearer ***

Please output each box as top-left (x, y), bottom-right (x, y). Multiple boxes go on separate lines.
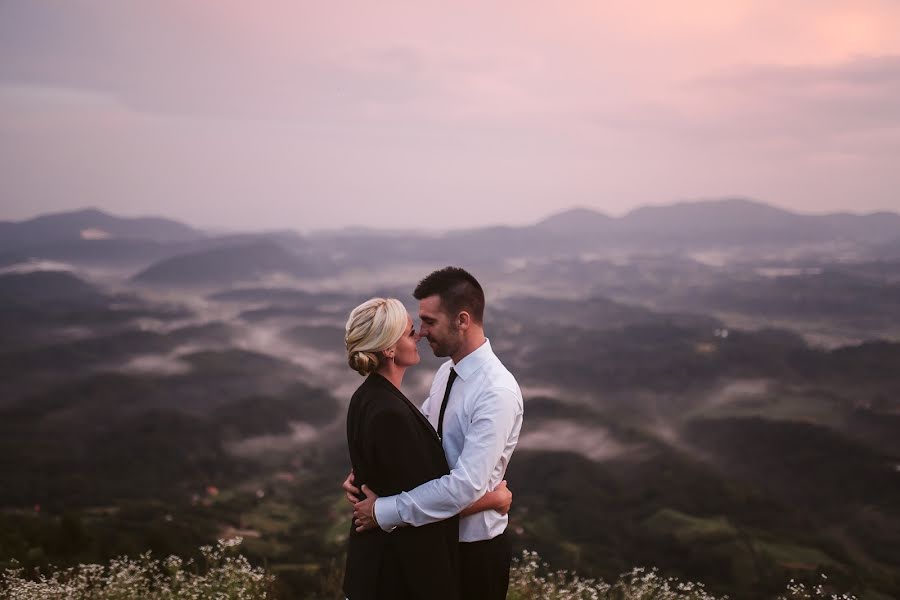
top-left (345, 297), bottom-right (408, 376)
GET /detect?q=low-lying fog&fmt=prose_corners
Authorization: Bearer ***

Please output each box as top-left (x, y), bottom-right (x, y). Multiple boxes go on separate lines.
top-left (5, 244), bottom-right (900, 466)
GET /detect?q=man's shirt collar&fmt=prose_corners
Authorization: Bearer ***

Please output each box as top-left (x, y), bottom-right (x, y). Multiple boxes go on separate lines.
top-left (451, 338), bottom-right (492, 381)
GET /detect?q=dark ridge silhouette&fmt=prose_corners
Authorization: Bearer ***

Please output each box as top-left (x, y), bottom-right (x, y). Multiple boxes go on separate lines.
top-left (7, 200), bottom-right (900, 272)
top-left (622, 198), bottom-right (796, 226)
top-left (318, 198), bottom-right (900, 266)
top-left (131, 241), bottom-right (325, 287)
top-left (534, 206), bottom-right (614, 232)
top-left (0, 270), bottom-right (106, 308)
top-left (0, 207), bottom-right (204, 249)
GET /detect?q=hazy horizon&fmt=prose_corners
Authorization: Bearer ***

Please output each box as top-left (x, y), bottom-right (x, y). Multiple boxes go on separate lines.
top-left (2, 1), bottom-right (900, 231)
top-left (6, 195), bottom-right (900, 237)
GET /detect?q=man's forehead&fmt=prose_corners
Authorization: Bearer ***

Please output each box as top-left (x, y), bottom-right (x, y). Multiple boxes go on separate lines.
top-left (417, 294), bottom-right (442, 316)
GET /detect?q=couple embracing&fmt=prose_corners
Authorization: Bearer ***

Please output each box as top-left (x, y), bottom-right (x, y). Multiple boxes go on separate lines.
top-left (342, 267), bottom-right (524, 600)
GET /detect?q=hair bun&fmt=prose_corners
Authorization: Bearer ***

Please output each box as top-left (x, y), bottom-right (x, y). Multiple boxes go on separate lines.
top-left (345, 297), bottom-right (407, 376)
top-left (349, 350), bottom-right (379, 376)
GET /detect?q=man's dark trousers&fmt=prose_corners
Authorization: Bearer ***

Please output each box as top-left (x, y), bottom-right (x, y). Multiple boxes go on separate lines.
top-left (458, 531), bottom-right (512, 600)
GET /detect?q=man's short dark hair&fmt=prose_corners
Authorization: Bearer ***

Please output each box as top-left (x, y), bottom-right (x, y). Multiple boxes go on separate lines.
top-left (414, 266), bottom-right (485, 324)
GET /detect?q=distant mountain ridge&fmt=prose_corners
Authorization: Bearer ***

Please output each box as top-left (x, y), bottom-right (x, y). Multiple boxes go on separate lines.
top-left (6, 199), bottom-right (900, 273)
top-left (533, 198), bottom-right (900, 243)
top-left (131, 241), bottom-right (325, 287)
top-left (534, 207), bottom-right (613, 233)
top-left (0, 209), bottom-right (315, 271)
top-left (9, 198), bottom-right (900, 241)
top-left (0, 270), bottom-right (107, 308)
top-left (0, 208), bottom-right (204, 249)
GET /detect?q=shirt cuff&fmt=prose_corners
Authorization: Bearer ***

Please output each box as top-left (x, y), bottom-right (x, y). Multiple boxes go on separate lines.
top-left (374, 496), bottom-right (403, 532)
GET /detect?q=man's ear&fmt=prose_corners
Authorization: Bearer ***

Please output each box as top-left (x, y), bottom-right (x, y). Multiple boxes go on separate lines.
top-left (457, 311), bottom-right (471, 331)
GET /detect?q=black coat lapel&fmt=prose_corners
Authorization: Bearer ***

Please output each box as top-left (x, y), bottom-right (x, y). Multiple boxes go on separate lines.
top-left (370, 374), bottom-right (441, 444)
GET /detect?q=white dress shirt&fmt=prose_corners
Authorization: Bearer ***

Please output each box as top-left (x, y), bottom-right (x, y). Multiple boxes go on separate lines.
top-left (374, 339), bottom-right (523, 542)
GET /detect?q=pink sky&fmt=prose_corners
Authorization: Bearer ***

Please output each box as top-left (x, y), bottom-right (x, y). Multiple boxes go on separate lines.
top-left (1, 1), bottom-right (899, 231)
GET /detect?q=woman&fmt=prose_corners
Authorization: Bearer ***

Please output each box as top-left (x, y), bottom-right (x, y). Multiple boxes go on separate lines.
top-left (342, 298), bottom-right (510, 600)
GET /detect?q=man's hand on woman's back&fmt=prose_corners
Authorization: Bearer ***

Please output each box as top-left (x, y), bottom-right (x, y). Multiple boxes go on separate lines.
top-left (343, 470), bottom-right (362, 504)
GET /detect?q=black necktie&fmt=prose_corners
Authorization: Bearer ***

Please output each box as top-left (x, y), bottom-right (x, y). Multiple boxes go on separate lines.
top-left (437, 368), bottom-right (458, 439)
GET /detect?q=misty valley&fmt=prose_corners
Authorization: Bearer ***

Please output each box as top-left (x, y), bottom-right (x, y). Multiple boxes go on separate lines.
top-left (1, 199), bottom-right (900, 599)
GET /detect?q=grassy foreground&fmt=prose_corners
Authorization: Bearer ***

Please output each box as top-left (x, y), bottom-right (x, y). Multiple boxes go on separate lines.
top-left (0, 539), bottom-right (855, 600)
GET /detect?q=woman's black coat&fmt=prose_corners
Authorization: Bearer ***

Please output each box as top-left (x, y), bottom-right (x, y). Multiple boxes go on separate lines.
top-left (343, 373), bottom-right (459, 600)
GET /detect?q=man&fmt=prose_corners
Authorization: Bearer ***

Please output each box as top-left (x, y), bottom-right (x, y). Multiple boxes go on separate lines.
top-left (344, 266), bottom-right (524, 600)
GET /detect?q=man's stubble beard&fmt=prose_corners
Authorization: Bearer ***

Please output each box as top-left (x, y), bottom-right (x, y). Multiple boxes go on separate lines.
top-left (429, 324), bottom-right (462, 359)
top-left (429, 339), bottom-right (453, 358)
